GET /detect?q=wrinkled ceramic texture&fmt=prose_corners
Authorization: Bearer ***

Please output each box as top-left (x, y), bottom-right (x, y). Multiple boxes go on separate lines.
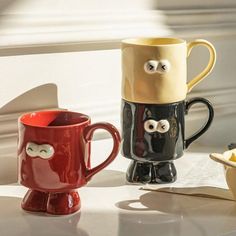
top-left (18, 110), bottom-right (121, 215)
top-left (122, 38), bottom-right (216, 104)
top-left (121, 98), bottom-right (214, 184)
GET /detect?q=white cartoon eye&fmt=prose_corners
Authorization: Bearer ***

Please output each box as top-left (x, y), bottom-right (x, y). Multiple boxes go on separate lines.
top-left (144, 119), bottom-right (158, 133)
top-left (26, 142), bottom-right (39, 157)
top-left (157, 120), bottom-right (170, 133)
top-left (157, 60), bottom-right (170, 74)
top-left (144, 60), bottom-right (158, 74)
top-left (38, 144), bottom-right (55, 159)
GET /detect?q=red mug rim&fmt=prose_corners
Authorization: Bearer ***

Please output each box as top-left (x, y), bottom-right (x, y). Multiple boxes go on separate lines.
top-left (19, 110), bottom-right (90, 129)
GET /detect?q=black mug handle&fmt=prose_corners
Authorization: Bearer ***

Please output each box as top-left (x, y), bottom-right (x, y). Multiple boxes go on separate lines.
top-left (185, 97), bottom-right (214, 149)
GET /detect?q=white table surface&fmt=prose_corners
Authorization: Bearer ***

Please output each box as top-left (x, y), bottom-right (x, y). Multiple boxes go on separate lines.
top-left (0, 139), bottom-right (235, 236)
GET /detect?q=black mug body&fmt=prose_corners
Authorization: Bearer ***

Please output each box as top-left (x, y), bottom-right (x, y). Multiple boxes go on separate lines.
top-left (121, 100), bottom-right (185, 162)
top-left (121, 98), bottom-right (214, 184)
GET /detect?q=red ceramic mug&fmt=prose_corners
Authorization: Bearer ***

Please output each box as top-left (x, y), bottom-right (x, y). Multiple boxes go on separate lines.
top-left (18, 110), bottom-right (121, 215)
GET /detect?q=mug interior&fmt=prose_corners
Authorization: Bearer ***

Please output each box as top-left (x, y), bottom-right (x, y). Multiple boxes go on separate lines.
top-left (20, 110), bottom-right (89, 127)
top-left (122, 38), bottom-right (185, 46)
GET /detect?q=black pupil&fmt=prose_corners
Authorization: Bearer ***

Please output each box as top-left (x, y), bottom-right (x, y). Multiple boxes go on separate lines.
top-left (149, 64), bottom-right (154, 70)
top-left (149, 124), bottom-right (154, 129)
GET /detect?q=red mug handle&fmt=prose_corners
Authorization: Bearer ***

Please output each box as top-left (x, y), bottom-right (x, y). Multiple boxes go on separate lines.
top-left (83, 122), bottom-right (121, 181)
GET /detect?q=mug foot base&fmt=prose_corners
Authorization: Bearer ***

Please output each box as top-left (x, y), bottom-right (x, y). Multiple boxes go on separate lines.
top-left (126, 160), bottom-right (177, 184)
top-left (22, 189), bottom-right (81, 215)
top-left (126, 161), bottom-right (152, 184)
top-left (22, 189), bottom-right (49, 212)
top-left (152, 161), bottom-right (177, 184)
top-left (47, 191), bottom-right (81, 215)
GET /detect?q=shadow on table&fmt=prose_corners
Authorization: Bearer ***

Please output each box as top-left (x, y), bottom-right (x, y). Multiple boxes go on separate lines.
top-left (116, 190), bottom-right (236, 215)
top-left (116, 191), bottom-right (236, 236)
top-left (0, 196), bottom-right (89, 236)
top-left (141, 186), bottom-right (234, 201)
top-left (87, 170), bottom-right (126, 187)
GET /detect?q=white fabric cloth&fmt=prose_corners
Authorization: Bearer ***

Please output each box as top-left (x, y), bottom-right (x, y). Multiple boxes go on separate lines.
top-left (143, 153), bottom-right (234, 201)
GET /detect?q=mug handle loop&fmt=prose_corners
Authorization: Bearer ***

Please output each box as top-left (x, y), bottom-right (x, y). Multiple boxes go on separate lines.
top-left (187, 39), bottom-right (216, 92)
top-left (185, 97), bottom-right (214, 149)
top-left (83, 122), bottom-right (121, 181)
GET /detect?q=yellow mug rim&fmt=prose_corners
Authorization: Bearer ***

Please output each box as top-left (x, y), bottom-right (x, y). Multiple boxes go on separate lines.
top-left (122, 37), bottom-right (186, 46)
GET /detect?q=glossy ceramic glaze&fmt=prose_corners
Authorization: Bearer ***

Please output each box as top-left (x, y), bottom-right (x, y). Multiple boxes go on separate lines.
top-left (122, 38), bottom-right (216, 104)
top-left (121, 98), bottom-right (214, 183)
top-left (2, 141), bottom-right (236, 236)
top-left (126, 160), bottom-right (177, 184)
top-left (18, 110), bottom-right (121, 215)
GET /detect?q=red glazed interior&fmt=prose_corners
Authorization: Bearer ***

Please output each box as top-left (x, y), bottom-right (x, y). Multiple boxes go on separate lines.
top-left (20, 110), bottom-right (89, 127)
